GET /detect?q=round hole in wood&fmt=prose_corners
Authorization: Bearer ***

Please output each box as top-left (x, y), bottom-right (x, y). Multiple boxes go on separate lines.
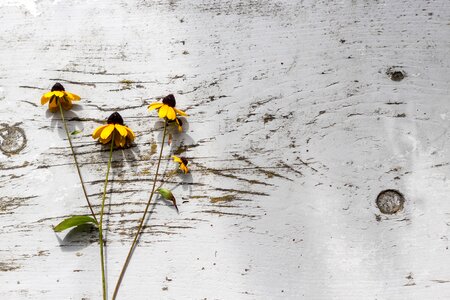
top-left (376, 189), bottom-right (405, 214)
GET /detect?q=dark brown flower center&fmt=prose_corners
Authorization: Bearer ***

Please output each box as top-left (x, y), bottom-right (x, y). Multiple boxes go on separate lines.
top-left (162, 94), bottom-right (176, 107)
top-left (180, 157), bottom-right (188, 165)
top-left (51, 83), bottom-right (65, 91)
top-left (107, 112), bottom-right (124, 125)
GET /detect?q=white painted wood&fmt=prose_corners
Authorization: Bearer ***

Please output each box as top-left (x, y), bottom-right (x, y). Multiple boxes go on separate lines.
top-left (1, 0), bottom-right (450, 299)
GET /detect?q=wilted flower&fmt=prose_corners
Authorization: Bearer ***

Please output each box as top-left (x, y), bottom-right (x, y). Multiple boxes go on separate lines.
top-left (92, 112), bottom-right (135, 148)
top-left (41, 83), bottom-right (80, 112)
top-left (148, 94), bottom-right (187, 120)
top-left (172, 155), bottom-right (189, 174)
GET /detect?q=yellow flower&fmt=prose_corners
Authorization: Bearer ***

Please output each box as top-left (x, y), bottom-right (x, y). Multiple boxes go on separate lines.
top-left (172, 155), bottom-right (189, 174)
top-left (92, 112), bottom-right (136, 148)
top-left (148, 94), bottom-right (187, 120)
top-left (41, 83), bottom-right (80, 112)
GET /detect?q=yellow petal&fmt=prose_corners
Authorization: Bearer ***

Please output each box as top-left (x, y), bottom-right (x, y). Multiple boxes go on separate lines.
top-left (175, 118), bottom-right (183, 132)
top-left (66, 92), bottom-right (81, 101)
top-left (99, 135), bottom-right (112, 144)
top-left (126, 127), bottom-right (136, 141)
top-left (166, 107), bottom-right (176, 120)
top-left (181, 164), bottom-right (189, 174)
top-left (158, 104), bottom-right (169, 118)
top-left (92, 124), bottom-right (108, 139)
top-left (148, 102), bottom-right (164, 111)
top-left (100, 124), bottom-right (115, 140)
top-left (115, 124), bottom-right (128, 137)
top-left (41, 92), bottom-right (53, 105)
top-left (53, 91), bottom-right (65, 98)
top-left (172, 155), bottom-right (182, 164)
top-left (174, 108), bottom-right (187, 116)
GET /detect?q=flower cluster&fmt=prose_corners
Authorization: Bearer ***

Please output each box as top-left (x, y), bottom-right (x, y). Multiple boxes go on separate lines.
top-left (41, 84), bottom-right (191, 299)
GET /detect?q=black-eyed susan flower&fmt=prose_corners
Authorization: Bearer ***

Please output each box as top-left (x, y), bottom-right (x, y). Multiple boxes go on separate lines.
top-left (172, 155), bottom-right (189, 174)
top-left (92, 112), bottom-right (135, 148)
top-left (41, 83), bottom-right (80, 112)
top-left (148, 94), bottom-right (187, 120)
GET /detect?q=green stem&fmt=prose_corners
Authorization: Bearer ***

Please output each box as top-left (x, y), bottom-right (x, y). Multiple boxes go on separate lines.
top-left (99, 131), bottom-right (115, 300)
top-left (112, 121), bottom-right (167, 300)
top-left (57, 100), bottom-right (98, 223)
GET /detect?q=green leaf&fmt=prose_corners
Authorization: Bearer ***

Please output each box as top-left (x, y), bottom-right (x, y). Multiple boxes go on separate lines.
top-left (70, 130), bottom-right (82, 135)
top-left (157, 188), bottom-right (174, 200)
top-left (54, 215), bottom-right (98, 232)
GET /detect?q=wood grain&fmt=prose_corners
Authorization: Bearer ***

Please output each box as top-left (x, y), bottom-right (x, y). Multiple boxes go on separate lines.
top-left (1, 0), bottom-right (450, 299)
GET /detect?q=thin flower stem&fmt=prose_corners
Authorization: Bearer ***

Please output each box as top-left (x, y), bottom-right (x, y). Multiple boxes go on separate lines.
top-left (57, 101), bottom-right (98, 223)
top-left (112, 121), bottom-right (167, 300)
top-left (99, 131), bottom-right (115, 300)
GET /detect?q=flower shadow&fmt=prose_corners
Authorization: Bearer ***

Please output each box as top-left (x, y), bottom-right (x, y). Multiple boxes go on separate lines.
top-left (152, 117), bottom-right (195, 212)
top-left (46, 107), bottom-right (85, 140)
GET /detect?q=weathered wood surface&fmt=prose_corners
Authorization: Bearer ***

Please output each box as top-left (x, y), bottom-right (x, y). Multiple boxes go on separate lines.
top-left (1, 0), bottom-right (450, 299)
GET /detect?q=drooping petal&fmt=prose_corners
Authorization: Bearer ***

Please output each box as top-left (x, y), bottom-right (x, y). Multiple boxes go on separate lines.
top-left (120, 136), bottom-right (126, 148)
top-left (100, 124), bottom-right (115, 140)
top-left (174, 118), bottom-right (183, 132)
top-left (174, 108), bottom-right (187, 116)
top-left (180, 164), bottom-right (189, 174)
top-left (60, 97), bottom-right (72, 110)
top-left (48, 97), bottom-right (59, 112)
top-left (125, 127), bottom-right (135, 141)
top-left (99, 134), bottom-right (112, 144)
top-left (114, 134), bottom-right (122, 147)
top-left (158, 104), bottom-right (169, 118)
top-left (92, 124), bottom-right (108, 139)
top-left (172, 155), bottom-right (183, 164)
top-left (115, 124), bottom-right (128, 137)
top-left (66, 92), bottom-right (81, 101)
top-left (148, 102), bottom-right (164, 111)
top-left (41, 92), bottom-right (54, 105)
top-left (166, 107), bottom-right (176, 120)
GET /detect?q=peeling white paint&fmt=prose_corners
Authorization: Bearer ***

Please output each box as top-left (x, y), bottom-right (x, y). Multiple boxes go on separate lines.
top-left (1, 0), bottom-right (450, 299)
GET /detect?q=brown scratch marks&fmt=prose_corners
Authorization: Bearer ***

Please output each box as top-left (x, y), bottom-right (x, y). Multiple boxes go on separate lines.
top-left (19, 85), bottom-right (46, 90)
top-left (233, 154), bottom-right (294, 181)
top-left (0, 196), bottom-right (36, 214)
top-left (50, 69), bottom-right (129, 76)
top-left (194, 162), bottom-right (273, 186)
top-left (49, 78), bottom-right (96, 87)
top-left (0, 161), bottom-right (30, 171)
top-left (216, 187), bottom-right (268, 196)
top-left (83, 102), bottom-right (148, 112)
top-left (277, 161), bottom-right (303, 176)
top-left (0, 261), bottom-right (20, 272)
top-left (296, 157), bottom-right (319, 173)
top-left (197, 210), bottom-right (257, 219)
top-left (431, 279), bottom-right (450, 284)
top-left (20, 100), bottom-right (38, 107)
top-left (210, 194), bottom-right (236, 203)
